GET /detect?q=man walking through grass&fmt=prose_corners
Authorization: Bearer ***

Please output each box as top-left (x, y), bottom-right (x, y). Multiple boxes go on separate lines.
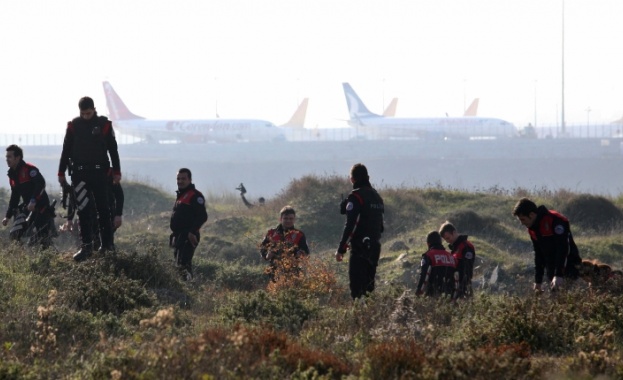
top-left (335, 163), bottom-right (384, 299)
top-left (513, 197), bottom-right (582, 292)
top-left (170, 168), bottom-right (208, 281)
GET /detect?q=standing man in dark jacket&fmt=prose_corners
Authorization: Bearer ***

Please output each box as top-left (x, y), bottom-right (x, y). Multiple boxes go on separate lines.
top-left (335, 163), bottom-right (384, 299)
top-left (170, 168), bottom-right (208, 281)
top-left (416, 231), bottom-right (458, 298)
top-left (58, 96), bottom-right (121, 261)
top-left (440, 221), bottom-right (475, 298)
top-left (2, 145), bottom-right (54, 248)
top-left (513, 197), bottom-right (582, 291)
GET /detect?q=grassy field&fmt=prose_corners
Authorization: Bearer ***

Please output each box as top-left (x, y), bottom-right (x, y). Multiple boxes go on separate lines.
top-left (1, 176), bottom-right (623, 379)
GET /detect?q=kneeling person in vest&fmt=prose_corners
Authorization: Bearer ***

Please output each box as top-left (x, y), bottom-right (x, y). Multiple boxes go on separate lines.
top-left (260, 206), bottom-right (309, 280)
top-left (416, 231), bottom-right (458, 299)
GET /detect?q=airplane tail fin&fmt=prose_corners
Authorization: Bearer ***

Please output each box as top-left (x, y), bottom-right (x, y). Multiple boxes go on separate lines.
top-left (102, 81), bottom-right (145, 121)
top-left (280, 98), bottom-right (308, 128)
top-left (342, 83), bottom-right (380, 121)
top-left (463, 98), bottom-right (479, 116)
top-left (382, 98), bottom-right (398, 117)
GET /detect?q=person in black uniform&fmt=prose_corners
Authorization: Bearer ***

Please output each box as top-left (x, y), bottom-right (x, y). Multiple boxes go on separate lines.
top-left (335, 163), bottom-right (384, 299)
top-left (2, 145), bottom-right (55, 248)
top-left (416, 231), bottom-right (458, 298)
top-left (439, 221), bottom-right (476, 298)
top-left (61, 168), bottom-right (124, 249)
top-left (513, 197), bottom-right (582, 292)
top-left (58, 96), bottom-right (121, 261)
top-left (170, 168), bottom-right (208, 281)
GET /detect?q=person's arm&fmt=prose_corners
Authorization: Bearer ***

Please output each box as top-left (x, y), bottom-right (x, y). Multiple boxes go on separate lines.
top-left (188, 193), bottom-right (208, 246)
top-left (416, 254), bottom-right (431, 294)
top-left (297, 232), bottom-right (310, 255)
top-left (5, 185), bottom-right (20, 219)
top-left (336, 193), bottom-right (362, 253)
top-left (29, 167), bottom-right (46, 205)
top-left (112, 183), bottom-right (124, 216)
top-left (533, 239), bottom-right (545, 286)
top-left (104, 120), bottom-right (121, 182)
top-left (260, 232), bottom-right (271, 260)
top-left (552, 221), bottom-right (571, 278)
top-left (58, 122), bottom-right (73, 184)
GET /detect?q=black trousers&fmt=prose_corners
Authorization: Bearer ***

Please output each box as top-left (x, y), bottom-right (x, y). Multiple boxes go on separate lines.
top-left (348, 241), bottom-right (381, 299)
top-left (171, 232), bottom-right (198, 275)
top-left (72, 169), bottom-right (112, 248)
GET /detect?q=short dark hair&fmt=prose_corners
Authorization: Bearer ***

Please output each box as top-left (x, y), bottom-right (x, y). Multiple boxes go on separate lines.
top-left (512, 197), bottom-right (538, 217)
top-left (178, 168), bottom-right (192, 180)
top-left (78, 96), bottom-right (95, 110)
top-left (6, 144), bottom-right (23, 159)
top-left (426, 231), bottom-right (443, 247)
top-left (439, 221), bottom-right (456, 236)
top-left (280, 205), bottom-right (296, 217)
top-left (350, 163), bottom-right (369, 182)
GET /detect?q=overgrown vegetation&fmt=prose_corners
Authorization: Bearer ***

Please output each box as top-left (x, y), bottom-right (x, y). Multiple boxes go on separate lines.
top-left (1, 177), bottom-right (623, 379)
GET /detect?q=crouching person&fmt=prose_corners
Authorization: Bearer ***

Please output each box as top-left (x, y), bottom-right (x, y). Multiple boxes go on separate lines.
top-left (416, 231), bottom-right (458, 299)
top-left (170, 168), bottom-right (208, 281)
top-left (259, 206), bottom-right (309, 281)
top-left (2, 144), bottom-right (56, 249)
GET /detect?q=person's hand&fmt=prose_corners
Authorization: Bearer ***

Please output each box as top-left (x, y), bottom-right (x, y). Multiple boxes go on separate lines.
top-left (113, 215), bottom-right (123, 229)
top-left (551, 276), bottom-right (564, 290)
top-left (27, 199), bottom-right (36, 212)
top-left (1, 218), bottom-right (8, 227)
top-left (188, 232), bottom-right (198, 247)
top-left (113, 173), bottom-right (122, 185)
top-left (58, 174), bottom-right (67, 185)
top-left (335, 251), bottom-right (343, 262)
top-left (533, 283), bottom-right (543, 292)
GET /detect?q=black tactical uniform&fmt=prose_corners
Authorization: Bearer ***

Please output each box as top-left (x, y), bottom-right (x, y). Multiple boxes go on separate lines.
top-left (337, 179), bottom-right (384, 299)
top-left (6, 160), bottom-right (54, 248)
top-left (59, 111), bottom-right (121, 260)
top-left (170, 183), bottom-right (208, 280)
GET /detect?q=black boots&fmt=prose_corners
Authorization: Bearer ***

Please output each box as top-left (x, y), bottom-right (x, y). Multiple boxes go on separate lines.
top-left (98, 243), bottom-right (116, 254)
top-left (73, 244), bottom-right (93, 262)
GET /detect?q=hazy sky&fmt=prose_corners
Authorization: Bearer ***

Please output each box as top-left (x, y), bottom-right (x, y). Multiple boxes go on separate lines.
top-left (1, 0), bottom-right (622, 134)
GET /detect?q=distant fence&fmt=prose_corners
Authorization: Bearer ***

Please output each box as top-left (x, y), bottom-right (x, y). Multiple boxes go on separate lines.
top-left (0, 134), bottom-right (142, 146)
top-left (2, 123), bottom-right (622, 146)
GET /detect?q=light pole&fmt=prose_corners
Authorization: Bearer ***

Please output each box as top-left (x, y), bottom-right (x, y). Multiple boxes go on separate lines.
top-left (534, 80), bottom-right (538, 127)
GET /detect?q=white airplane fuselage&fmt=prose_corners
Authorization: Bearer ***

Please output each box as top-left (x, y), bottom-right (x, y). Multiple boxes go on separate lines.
top-left (348, 115), bottom-right (518, 139)
top-left (113, 118), bottom-right (284, 143)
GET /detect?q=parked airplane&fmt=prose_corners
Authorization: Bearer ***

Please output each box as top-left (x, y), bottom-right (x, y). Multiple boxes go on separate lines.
top-left (103, 81), bottom-right (287, 143)
top-left (381, 97), bottom-right (473, 117)
top-left (342, 83), bottom-right (517, 140)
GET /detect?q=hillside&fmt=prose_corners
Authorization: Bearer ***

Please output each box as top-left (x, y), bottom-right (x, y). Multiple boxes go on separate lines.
top-left (1, 177), bottom-right (623, 379)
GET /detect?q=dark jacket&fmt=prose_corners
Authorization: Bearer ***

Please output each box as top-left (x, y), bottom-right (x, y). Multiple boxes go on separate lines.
top-left (448, 235), bottom-right (476, 286)
top-left (260, 224), bottom-right (309, 260)
top-left (528, 205), bottom-right (581, 283)
top-left (337, 180), bottom-right (384, 253)
top-left (170, 184), bottom-right (208, 236)
top-left (58, 114), bottom-right (121, 176)
top-left (416, 245), bottom-right (457, 297)
top-left (6, 160), bottom-right (50, 219)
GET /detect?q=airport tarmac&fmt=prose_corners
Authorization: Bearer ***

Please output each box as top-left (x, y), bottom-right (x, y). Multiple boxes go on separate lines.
top-left (17, 138), bottom-right (623, 199)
